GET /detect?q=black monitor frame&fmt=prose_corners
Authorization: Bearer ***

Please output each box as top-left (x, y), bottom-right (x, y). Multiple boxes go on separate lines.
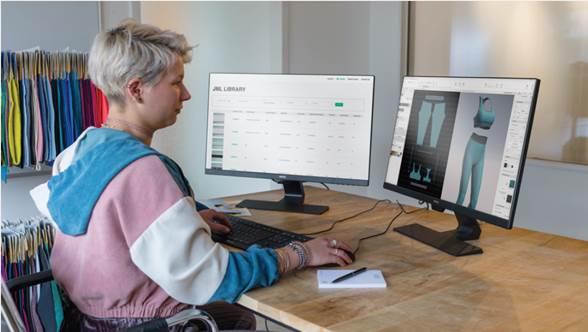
top-left (205, 73), bottom-right (376, 214)
top-left (384, 76), bottom-right (540, 255)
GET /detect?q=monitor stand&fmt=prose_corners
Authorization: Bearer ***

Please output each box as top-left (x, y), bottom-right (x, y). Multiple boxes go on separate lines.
top-left (394, 212), bottom-right (483, 256)
top-left (237, 180), bottom-right (329, 215)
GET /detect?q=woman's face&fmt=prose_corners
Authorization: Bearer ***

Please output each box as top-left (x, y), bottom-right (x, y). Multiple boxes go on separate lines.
top-left (140, 56), bottom-right (191, 130)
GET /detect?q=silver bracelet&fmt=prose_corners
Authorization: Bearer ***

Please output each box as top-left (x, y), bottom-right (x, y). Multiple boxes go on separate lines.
top-left (288, 241), bottom-right (307, 269)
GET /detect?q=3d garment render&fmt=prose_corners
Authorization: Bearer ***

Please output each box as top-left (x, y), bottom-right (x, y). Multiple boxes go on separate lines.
top-left (416, 96), bottom-right (446, 148)
top-left (417, 96), bottom-right (445, 148)
top-left (474, 96), bottom-right (495, 129)
top-left (410, 96), bottom-right (446, 183)
top-left (410, 163), bottom-right (422, 181)
top-left (457, 96), bottom-right (494, 208)
top-left (456, 133), bottom-right (487, 208)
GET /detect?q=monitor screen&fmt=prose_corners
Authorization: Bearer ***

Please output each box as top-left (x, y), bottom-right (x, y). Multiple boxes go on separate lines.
top-left (205, 73), bottom-right (375, 186)
top-left (384, 76), bottom-right (539, 228)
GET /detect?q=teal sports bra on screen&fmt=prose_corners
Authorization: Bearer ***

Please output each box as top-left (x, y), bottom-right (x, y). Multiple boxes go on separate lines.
top-left (474, 96), bottom-right (495, 129)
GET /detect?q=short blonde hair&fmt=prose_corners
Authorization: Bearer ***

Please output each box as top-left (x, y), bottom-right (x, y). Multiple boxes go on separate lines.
top-left (89, 19), bottom-right (192, 104)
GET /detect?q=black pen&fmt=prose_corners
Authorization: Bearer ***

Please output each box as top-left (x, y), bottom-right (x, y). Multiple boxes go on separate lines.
top-left (331, 267), bottom-right (368, 284)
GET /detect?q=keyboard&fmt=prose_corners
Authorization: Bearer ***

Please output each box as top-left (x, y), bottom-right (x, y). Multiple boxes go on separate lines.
top-left (212, 215), bottom-right (312, 250)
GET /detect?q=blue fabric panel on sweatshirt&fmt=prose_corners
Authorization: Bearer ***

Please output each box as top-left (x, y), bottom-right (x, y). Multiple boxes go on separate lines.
top-left (208, 245), bottom-right (279, 303)
top-left (48, 128), bottom-right (157, 235)
top-left (158, 156), bottom-right (192, 197)
top-left (157, 156), bottom-right (208, 211)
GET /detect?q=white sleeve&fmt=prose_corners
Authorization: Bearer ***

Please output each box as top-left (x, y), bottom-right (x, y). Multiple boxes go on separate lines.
top-left (29, 183), bottom-right (57, 227)
top-left (129, 197), bottom-right (230, 305)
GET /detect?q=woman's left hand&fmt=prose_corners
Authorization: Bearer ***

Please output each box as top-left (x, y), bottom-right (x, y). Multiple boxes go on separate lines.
top-left (199, 209), bottom-right (232, 234)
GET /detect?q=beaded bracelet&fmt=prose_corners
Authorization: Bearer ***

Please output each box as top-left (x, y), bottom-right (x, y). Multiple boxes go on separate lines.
top-left (301, 242), bottom-right (312, 265)
top-left (288, 241), bottom-right (307, 269)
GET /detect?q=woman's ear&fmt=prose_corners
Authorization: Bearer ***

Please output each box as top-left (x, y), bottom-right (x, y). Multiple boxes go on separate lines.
top-left (127, 78), bottom-right (144, 103)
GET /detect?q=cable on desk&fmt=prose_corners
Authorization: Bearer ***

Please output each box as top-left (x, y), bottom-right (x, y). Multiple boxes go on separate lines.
top-left (396, 200), bottom-right (426, 214)
top-left (301, 199), bottom-right (392, 236)
top-left (352, 201), bottom-right (428, 255)
top-left (353, 210), bottom-right (403, 254)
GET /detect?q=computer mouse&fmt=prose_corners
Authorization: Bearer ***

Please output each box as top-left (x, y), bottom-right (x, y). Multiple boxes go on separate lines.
top-left (342, 249), bottom-right (356, 262)
top-left (322, 249), bottom-right (355, 267)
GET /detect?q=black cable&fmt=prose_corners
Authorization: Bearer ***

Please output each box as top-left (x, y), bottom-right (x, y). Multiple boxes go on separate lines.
top-left (319, 182), bottom-right (330, 190)
top-left (353, 210), bottom-right (404, 254)
top-left (352, 201), bottom-right (428, 255)
top-left (396, 200), bottom-right (424, 214)
top-left (264, 319), bottom-right (270, 332)
top-left (301, 199), bottom-right (392, 236)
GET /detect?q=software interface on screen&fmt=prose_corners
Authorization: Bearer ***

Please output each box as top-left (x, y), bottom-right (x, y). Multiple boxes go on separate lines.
top-left (206, 74), bottom-right (374, 183)
top-left (385, 77), bottom-right (537, 220)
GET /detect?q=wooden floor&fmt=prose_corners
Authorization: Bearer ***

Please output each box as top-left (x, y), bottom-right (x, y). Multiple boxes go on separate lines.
top-left (222, 187), bottom-right (588, 332)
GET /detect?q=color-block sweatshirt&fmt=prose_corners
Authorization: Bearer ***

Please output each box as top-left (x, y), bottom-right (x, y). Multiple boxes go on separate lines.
top-left (30, 127), bottom-right (280, 318)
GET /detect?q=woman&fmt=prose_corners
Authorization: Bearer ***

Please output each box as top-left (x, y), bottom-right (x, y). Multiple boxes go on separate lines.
top-left (30, 20), bottom-right (352, 331)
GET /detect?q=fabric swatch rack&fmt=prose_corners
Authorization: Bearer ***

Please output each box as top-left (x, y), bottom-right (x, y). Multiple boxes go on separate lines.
top-left (1, 217), bottom-right (62, 332)
top-left (1, 49), bottom-right (109, 180)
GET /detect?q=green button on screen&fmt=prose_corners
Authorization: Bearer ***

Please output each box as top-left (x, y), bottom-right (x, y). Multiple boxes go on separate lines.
top-left (335, 102), bottom-right (344, 107)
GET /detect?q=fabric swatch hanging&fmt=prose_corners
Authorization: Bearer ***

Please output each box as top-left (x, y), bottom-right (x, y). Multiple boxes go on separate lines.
top-left (1, 50), bottom-right (109, 181)
top-left (1, 217), bottom-right (61, 332)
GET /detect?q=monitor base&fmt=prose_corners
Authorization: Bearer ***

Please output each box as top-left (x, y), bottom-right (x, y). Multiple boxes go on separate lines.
top-left (394, 214), bottom-right (483, 256)
top-left (237, 199), bottom-right (329, 215)
top-left (237, 180), bottom-right (329, 215)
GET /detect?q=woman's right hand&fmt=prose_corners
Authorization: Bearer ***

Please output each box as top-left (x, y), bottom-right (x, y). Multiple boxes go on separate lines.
top-left (304, 237), bottom-right (354, 267)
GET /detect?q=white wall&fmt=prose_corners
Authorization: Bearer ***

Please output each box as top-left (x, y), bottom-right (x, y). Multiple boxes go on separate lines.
top-left (1, 1), bottom-right (100, 51)
top-left (141, 2), bottom-right (283, 200)
top-left (100, 1), bottom-right (141, 30)
top-left (515, 160), bottom-right (588, 240)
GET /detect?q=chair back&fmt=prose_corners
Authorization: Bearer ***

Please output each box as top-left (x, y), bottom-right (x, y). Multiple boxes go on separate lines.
top-left (2, 269), bottom-right (68, 332)
top-left (1, 280), bottom-right (26, 332)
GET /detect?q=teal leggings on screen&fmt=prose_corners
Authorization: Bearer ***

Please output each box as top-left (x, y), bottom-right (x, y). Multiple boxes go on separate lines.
top-left (456, 133), bottom-right (487, 208)
top-left (416, 98), bottom-right (446, 148)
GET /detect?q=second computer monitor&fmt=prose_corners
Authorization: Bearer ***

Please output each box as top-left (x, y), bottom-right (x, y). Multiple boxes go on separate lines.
top-left (384, 76), bottom-right (539, 255)
top-left (205, 73), bottom-right (375, 214)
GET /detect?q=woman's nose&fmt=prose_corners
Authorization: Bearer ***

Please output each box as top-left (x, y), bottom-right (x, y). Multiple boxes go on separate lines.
top-left (181, 83), bottom-right (191, 101)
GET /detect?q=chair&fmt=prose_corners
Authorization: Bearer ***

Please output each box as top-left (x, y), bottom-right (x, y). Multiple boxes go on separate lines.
top-left (1, 270), bottom-right (219, 332)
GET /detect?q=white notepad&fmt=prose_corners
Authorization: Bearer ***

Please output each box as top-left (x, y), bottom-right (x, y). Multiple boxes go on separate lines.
top-left (317, 269), bottom-right (387, 289)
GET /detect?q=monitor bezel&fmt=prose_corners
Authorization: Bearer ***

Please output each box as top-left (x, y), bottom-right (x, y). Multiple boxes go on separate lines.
top-left (383, 75), bottom-right (540, 229)
top-left (204, 72), bottom-right (376, 187)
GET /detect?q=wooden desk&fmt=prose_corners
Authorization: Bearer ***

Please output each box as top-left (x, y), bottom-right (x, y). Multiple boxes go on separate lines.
top-left (224, 187), bottom-right (588, 331)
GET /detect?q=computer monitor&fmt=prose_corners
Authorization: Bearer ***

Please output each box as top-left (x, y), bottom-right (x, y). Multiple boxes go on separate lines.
top-left (384, 76), bottom-right (539, 256)
top-left (205, 73), bottom-right (375, 214)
